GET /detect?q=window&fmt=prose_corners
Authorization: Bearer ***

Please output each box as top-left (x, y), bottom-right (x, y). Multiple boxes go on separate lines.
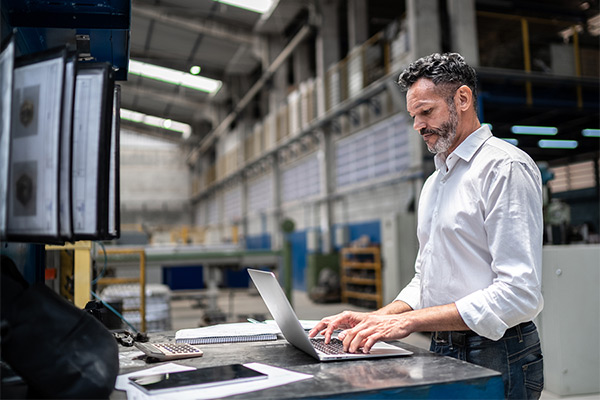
top-left (335, 113), bottom-right (410, 188)
top-left (549, 160), bottom-right (597, 193)
top-left (248, 174), bottom-right (273, 213)
top-left (282, 154), bottom-right (320, 203)
top-left (223, 185), bottom-right (242, 222)
top-left (207, 195), bottom-right (219, 225)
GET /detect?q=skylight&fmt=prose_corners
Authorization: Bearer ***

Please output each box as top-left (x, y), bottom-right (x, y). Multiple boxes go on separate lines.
top-left (215, 0), bottom-right (276, 14)
top-left (120, 108), bottom-right (192, 139)
top-left (128, 60), bottom-right (222, 95)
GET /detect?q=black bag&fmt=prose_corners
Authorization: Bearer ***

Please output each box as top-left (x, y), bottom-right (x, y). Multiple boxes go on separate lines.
top-left (1, 256), bottom-right (119, 399)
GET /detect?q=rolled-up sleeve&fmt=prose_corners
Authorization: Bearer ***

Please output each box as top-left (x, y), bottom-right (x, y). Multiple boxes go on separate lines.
top-left (455, 160), bottom-right (544, 340)
top-left (395, 254), bottom-right (422, 310)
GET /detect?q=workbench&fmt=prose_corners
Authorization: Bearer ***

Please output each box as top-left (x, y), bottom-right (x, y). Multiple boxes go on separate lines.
top-left (100, 245), bottom-right (282, 317)
top-left (112, 332), bottom-right (504, 399)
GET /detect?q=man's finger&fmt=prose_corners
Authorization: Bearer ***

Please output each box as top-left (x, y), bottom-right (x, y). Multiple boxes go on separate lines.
top-left (362, 334), bottom-right (381, 354)
top-left (348, 328), bottom-right (369, 353)
top-left (308, 321), bottom-right (328, 337)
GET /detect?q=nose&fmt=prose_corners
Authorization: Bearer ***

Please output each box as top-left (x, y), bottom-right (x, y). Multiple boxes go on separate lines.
top-left (413, 116), bottom-right (426, 132)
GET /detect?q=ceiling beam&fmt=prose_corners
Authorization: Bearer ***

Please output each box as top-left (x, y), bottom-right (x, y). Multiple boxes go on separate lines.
top-left (121, 83), bottom-right (207, 111)
top-left (129, 48), bottom-right (228, 81)
top-left (194, 23), bottom-right (314, 157)
top-left (132, 4), bottom-right (256, 46)
top-left (120, 120), bottom-right (186, 144)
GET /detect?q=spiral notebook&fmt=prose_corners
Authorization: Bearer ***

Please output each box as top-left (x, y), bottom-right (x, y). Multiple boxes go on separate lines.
top-left (175, 322), bottom-right (280, 345)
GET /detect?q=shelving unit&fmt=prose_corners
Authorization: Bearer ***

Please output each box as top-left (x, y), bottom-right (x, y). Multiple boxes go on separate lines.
top-left (340, 246), bottom-right (383, 309)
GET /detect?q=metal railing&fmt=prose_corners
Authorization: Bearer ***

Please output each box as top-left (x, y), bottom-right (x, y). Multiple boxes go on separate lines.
top-left (96, 248), bottom-right (147, 332)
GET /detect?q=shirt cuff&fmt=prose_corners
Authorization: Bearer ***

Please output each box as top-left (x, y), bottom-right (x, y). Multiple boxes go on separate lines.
top-left (455, 291), bottom-right (509, 341)
top-left (394, 289), bottom-right (420, 311)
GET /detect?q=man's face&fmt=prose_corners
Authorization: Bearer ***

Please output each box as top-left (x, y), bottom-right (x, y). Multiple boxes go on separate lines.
top-left (406, 78), bottom-right (458, 155)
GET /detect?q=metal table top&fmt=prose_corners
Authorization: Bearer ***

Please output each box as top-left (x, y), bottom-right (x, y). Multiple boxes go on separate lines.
top-left (113, 331), bottom-right (504, 399)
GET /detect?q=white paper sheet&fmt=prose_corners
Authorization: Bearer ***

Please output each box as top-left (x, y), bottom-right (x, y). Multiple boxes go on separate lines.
top-left (175, 322), bottom-right (280, 341)
top-left (116, 362), bottom-right (312, 400)
top-left (265, 319), bottom-right (320, 331)
top-left (59, 57), bottom-right (75, 239)
top-left (0, 38), bottom-right (14, 238)
top-left (72, 67), bottom-right (105, 236)
top-left (8, 54), bottom-right (64, 237)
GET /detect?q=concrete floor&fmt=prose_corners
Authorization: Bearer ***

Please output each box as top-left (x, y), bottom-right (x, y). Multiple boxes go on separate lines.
top-left (168, 288), bottom-right (598, 400)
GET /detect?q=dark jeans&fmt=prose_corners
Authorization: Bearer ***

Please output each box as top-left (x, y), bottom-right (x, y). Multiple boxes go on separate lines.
top-left (430, 322), bottom-right (544, 400)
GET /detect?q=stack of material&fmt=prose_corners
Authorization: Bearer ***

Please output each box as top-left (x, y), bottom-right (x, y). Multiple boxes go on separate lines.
top-left (100, 284), bottom-right (171, 332)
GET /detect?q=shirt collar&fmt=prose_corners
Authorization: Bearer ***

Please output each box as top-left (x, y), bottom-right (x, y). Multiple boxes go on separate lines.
top-left (434, 125), bottom-right (492, 172)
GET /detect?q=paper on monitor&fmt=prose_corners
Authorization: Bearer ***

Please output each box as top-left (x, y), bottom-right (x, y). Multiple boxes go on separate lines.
top-left (0, 38), bottom-right (14, 239)
top-left (72, 67), bottom-right (105, 237)
top-left (7, 51), bottom-right (64, 239)
top-left (59, 56), bottom-right (76, 240)
top-left (108, 85), bottom-right (120, 238)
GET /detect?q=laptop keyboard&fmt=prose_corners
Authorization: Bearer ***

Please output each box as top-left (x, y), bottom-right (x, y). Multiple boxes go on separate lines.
top-left (311, 338), bottom-right (357, 355)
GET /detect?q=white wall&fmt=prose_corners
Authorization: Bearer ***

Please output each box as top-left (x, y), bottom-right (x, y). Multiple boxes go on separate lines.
top-left (120, 129), bottom-right (191, 226)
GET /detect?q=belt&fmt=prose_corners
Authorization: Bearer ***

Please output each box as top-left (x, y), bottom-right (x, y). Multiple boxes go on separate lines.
top-left (432, 321), bottom-right (534, 347)
top-left (432, 329), bottom-right (478, 347)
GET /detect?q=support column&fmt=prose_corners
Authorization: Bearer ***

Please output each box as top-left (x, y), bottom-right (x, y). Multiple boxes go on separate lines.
top-left (240, 173), bottom-right (249, 248)
top-left (271, 154), bottom-right (283, 250)
top-left (293, 40), bottom-right (313, 86)
top-left (407, 0), bottom-right (442, 59)
top-left (315, 0), bottom-right (341, 116)
top-left (347, 0), bottom-right (368, 49)
top-left (268, 38), bottom-right (288, 113)
top-left (317, 129), bottom-right (334, 254)
top-left (447, 0), bottom-right (479, 65)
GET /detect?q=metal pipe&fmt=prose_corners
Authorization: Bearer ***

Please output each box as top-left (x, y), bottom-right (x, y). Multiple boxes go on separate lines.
top-left (521, 18), bottom-right (533, 106)
top-left (196, 23), bottom-right (314, 155)
top-left (101, 248), bottom-right (147, 332)
top-left (133, 5), bottom-right (255, 45)
top-left (572, 25), bottom-right (583, 108)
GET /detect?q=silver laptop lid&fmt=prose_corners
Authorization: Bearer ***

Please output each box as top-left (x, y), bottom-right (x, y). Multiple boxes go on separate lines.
top-left (248, 269), bottom-right (413, 361)
top-left (248, 269), bottom-right (320, 359)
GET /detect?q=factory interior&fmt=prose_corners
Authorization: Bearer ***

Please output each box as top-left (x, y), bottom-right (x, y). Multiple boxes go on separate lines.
top-left (1, 0), bottom-right (599, 399)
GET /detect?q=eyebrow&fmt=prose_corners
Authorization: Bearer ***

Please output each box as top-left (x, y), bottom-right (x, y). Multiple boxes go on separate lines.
top-left (407, 100), bottom-right (434, 116)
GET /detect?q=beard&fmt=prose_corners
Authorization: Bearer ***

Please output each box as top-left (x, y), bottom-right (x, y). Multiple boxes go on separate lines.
top-left (421, 102), bottom-right (459, 155)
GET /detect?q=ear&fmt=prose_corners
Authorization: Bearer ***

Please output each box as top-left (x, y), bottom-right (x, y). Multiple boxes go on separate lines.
top-left (455, 85), bottom-right (473, 112)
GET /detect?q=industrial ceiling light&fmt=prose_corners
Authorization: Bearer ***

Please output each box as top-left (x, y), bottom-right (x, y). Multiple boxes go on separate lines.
top-left (215, 0), bottom-right (276, 14)
top-left (190, 65), bottom-right (201, 75)
top-left (128, 60), bottom-right (222, 95)
top-left (582, 128), bottom-right (600, 137)
top-left (537, 139), bottom-right (578, 149)
top-left (120, 108), bottom-right (192, 139)
top-left (511, 125), bottom-right (558, 135)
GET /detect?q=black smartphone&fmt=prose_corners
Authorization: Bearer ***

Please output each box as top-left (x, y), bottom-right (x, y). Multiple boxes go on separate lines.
top-left (128, 364), bottom-right (268, 394)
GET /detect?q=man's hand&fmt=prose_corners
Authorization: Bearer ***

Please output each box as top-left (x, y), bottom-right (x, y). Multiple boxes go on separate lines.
top-left (338, 303), bottom-right (468, 353)
top-left (308, 311), bottom-right (370, 344)
top-left (337, 313), bottom-right (414, 353)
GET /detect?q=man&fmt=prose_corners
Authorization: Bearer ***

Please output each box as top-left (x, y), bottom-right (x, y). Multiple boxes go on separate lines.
top-left (309, 53), bottom-right (544, 399)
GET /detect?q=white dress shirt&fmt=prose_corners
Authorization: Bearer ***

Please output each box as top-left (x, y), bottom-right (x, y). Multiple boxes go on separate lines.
top-left (396, 125), bottom-right (544, 340)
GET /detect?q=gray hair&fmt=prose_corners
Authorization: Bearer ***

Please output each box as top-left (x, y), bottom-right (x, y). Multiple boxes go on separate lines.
top-left (397, 53), bottom-right (478, 108)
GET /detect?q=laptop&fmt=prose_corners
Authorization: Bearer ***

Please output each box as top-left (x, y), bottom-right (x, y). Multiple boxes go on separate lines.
top-left (248, 269), bottom-right (413, 361)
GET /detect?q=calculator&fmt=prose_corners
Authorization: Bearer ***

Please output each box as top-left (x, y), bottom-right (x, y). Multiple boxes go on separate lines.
top-left (134, 342), bottom-right (204, 361)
